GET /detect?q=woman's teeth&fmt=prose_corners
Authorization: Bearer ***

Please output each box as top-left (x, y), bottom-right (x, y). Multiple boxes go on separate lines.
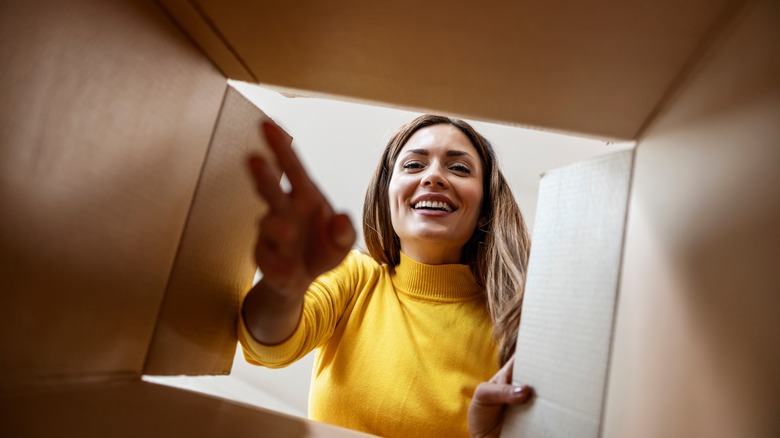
top-left (414, 200), bottom-right (453, 212)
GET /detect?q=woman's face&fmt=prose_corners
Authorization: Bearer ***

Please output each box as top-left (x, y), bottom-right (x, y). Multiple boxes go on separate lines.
top-left (388, 124), bottom-right (484, 264)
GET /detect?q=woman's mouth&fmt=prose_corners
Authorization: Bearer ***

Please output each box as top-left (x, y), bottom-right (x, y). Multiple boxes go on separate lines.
top-left (413, 200), bottom-right (454, 212)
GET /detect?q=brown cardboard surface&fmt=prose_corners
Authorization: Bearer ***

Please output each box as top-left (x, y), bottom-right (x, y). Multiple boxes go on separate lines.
top-left (159, 0), bottom-right (732, 140)
top-left (157, 0), bottom-right (255, 82)
top-left (143, 86), bottom-right (268, 376)
top-left (3, 0), bottom-right (777, 435)
top-left (603, 0), bottom-right (780, 436)
top-left (502, 151), bottom-right (633, 437)
top-left (0, 0), bottom-right (226, 385)
top-left (0, 380), bottom-right (372, 437)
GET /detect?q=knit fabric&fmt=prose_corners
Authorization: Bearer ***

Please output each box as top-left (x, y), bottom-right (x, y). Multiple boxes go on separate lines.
top-left (238, 250), bottom-right (499, 437)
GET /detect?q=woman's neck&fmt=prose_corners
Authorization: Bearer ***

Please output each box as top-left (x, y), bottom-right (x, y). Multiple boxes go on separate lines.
top-left (399, 242), bottom-right (463, 265)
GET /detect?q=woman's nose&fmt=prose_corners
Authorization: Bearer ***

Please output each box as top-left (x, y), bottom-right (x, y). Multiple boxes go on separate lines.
top-left (421, 166), bottom-right (447, 188)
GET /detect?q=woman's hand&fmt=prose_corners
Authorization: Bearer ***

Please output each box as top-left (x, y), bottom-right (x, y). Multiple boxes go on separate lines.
top-left (242, 121), bottom-right (356, 344)
top-left (248, 121), bottom-right (355, 291)
top-left (468, 358), bottom-right (533, 438)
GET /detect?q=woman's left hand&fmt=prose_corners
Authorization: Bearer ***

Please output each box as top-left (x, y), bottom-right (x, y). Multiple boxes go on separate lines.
top-left (468, 357), bottom-right (533, 438)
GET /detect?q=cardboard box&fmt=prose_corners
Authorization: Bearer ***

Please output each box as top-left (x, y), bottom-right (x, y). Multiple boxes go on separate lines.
top-left (2, 0), bottom-right (778, 436)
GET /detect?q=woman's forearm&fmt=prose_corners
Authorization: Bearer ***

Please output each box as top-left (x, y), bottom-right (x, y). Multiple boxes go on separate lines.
top-left (241, 280), bottom-right (306, 345)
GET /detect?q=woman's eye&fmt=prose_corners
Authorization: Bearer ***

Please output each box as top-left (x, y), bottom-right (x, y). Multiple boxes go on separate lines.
top-left (403, 161), bottom-right (424, 170)
top-left (451, 164), bottom-right (471, 174)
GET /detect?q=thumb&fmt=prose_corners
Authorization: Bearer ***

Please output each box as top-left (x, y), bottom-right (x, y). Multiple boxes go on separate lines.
top-left (330, 213), bottom-right (356, 249)
top-left (473, 382), bottom-right (533, 406)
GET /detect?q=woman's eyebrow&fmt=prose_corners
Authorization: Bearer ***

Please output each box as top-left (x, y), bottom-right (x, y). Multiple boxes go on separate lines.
top-left (446, 150), bottom-right (472, 158)
top-left (403, 149), bottom-right (474, 158)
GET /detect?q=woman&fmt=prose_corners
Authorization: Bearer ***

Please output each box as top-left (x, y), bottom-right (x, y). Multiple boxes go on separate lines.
top-left (240, 115), bottom-right (532, 437)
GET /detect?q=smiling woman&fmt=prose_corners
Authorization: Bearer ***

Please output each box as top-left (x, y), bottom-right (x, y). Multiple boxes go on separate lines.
top-left (240, 114), bottom-right (533, 437)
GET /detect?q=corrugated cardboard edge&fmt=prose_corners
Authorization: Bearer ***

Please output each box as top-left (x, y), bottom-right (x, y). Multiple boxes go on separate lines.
top-left (156, 0), bottom-right (256, 82)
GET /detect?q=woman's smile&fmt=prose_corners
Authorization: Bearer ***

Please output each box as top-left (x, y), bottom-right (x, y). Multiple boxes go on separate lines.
top-left (411, 193), bottom-right (456, 215)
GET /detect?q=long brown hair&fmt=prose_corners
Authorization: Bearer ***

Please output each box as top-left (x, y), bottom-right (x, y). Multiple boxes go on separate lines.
top-left (362, 114), bottom-right (531, 365)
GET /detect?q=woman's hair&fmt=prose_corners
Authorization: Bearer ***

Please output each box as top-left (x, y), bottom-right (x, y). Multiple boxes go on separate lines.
top-left (363, 114), bottom-right (531, 365)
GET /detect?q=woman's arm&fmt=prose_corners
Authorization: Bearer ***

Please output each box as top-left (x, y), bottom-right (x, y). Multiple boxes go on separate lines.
top-left (241, 281), bottom-right (306, 345)
top-left (242, 121), bottom-right (355, 345)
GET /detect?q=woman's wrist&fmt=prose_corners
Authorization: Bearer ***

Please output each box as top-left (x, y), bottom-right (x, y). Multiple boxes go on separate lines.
top-left (242, 280), bottom-right (307, 345)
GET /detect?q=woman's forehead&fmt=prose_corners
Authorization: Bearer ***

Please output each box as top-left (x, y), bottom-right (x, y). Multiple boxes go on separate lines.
top-left (399, 124), bottom-right (477, 155)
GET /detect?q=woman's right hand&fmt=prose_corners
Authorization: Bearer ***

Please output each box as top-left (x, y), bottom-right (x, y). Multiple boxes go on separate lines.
top-left (468, 358), bottom-right (533, 438)
top-left (242, 120), bottom-right (356, 344)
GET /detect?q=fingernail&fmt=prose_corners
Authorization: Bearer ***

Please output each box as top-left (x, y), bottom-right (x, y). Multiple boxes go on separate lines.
top-left (512, 386), bottom-right (526, 394)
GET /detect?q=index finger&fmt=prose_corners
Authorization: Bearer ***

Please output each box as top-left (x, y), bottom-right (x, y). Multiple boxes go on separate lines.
top-left (261, 120), bottom-right (319, 196)
top-left (247, 155), bottom-right (287, 211)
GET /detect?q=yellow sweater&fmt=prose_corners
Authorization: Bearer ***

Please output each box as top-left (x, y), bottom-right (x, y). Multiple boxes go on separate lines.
top-left (238, 250), bottom-right (499, 437)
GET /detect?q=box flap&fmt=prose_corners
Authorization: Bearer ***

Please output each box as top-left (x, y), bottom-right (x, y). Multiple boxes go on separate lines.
top-left (143, 86), bottom-right (269, 376)
top-left (0, 0), bottom-right (226, 385)
top-left (159, 0), bottom-right (733, 140)
top-left (502, 150), bottom-right (633, 437)
top-left (0, 380), bottom-right (373, 437)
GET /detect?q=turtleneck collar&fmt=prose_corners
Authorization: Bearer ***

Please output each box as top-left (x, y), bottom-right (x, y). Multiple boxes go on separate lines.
top-left (391, 252), bottom-right (483, 302)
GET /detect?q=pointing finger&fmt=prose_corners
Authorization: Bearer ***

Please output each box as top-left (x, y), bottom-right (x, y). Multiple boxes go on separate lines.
top-left (248, 155), bottom-right (287, 211)
top-left (261, 121), bottom-right (319, 197)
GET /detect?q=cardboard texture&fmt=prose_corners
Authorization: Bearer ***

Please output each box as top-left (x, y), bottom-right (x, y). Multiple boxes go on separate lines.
top-left (143, 87), bottom-right (268, 376)
top-left (0, 380), bottom-right (371, 438)
top-left (501, 151), bottom-right (634, 438)
top-left (156, 0), bottom-right (731, 140)
top-left (3, 0), bottom-right (779, 436)
top-left (603, 0), bottom-right (780, 436)
top-left (157, 0), bottom-right (255, 82)
top-left (0, 0), bottom-right (227, 386)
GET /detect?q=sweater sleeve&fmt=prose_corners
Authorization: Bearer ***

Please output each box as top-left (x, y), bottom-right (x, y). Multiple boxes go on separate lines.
top-left (238, 250), bottom-right (372, 368)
